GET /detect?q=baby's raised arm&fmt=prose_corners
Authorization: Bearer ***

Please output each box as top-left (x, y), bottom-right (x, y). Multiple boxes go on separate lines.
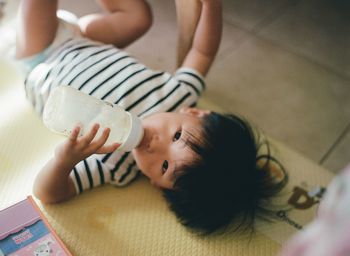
top-left (179, 0), bottom-right (222, 76)
top-left (33, 124), bottom-right (119, 203)
top-left (175, 0), bottom-right (202, 67)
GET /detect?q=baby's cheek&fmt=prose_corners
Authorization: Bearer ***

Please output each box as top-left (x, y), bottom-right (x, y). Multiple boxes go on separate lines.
top-left (133, 151), bottom-right (149, 174)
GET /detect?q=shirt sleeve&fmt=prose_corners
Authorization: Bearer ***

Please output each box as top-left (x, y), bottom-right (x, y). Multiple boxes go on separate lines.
top-left (69, 152), bottom-right (140, 194)
top-left (132, 67), bottom-right (206, 115)
top-left (117, 66), bottom-right (207, 117)
top-left (173, 67), bottom-right (206, 98)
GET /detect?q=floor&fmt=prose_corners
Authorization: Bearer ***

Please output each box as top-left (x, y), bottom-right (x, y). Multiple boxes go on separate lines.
top-left (1, 0), bottom-right (349, 173)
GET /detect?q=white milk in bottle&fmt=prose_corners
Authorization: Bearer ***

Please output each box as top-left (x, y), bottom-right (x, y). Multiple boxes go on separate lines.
top-left (43, 86), bottom-right (144, 152)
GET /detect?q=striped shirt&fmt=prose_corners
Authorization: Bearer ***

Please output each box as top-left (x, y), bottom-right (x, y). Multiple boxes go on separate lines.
top-left (25, 37), bottom-right (205, 194)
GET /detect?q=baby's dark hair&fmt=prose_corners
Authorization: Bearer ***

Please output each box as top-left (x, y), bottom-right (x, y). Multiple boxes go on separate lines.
top-left (163, 112), bottom-right (288, 235)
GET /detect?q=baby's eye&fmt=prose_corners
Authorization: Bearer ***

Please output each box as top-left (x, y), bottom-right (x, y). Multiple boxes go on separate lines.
top-left (173, 130), bottom-right (182, 141)
top-left (162, 160), bottom-right (168, 173)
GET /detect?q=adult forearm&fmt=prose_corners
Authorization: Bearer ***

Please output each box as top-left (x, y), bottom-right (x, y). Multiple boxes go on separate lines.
top-left (33, 157), bottom-right (76, 204)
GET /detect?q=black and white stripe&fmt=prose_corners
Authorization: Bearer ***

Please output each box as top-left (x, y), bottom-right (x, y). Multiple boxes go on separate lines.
top-left (25, 38), bottom-right (206, 193)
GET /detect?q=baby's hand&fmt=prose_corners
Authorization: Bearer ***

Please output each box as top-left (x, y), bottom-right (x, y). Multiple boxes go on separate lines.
top-left (54, 124), bottom-right (120, 166)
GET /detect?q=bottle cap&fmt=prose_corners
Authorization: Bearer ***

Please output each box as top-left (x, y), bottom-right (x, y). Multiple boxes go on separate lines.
top-left (118, 113), bottom-right (144, 152)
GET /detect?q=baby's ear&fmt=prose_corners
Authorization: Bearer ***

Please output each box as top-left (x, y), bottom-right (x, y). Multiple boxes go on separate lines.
top-left (179, 107), bottom-right (210, 117)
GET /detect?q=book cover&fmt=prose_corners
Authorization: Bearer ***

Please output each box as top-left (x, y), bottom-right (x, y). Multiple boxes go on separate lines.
top-left (0, 196), bottom-right (72, 256)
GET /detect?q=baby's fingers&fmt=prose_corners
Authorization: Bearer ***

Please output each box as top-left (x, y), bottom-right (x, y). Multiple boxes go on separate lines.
top-left (88, 127), bottom-right (111, 152)
top-left (69, 125), bottom-right (81, 141)
top-left (81, 123), bottom-right (100, 145)
top-left (96, 143), bottom-right (120, 154)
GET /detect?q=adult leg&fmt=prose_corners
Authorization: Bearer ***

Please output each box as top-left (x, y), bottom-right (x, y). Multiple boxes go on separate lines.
top-left (78, 0), bottom-right (152, 48)
top-left (16, 0), bottom-right (59, 58)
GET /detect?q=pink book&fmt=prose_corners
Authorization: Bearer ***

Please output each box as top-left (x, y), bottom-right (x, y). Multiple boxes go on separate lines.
top-left (0, 196), bottom-right (72, 256)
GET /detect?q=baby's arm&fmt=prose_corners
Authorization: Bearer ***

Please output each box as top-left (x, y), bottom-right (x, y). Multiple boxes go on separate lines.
top-left (180, 0), bottom-right (222, 76)
top-left (175, 0), bottom-right (202, 67)
top-left (33, 124), bottom-right (119, 204)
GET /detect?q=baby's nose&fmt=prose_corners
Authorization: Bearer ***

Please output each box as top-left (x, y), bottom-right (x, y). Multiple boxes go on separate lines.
top-left (147, 134), bottom-right (163, 153)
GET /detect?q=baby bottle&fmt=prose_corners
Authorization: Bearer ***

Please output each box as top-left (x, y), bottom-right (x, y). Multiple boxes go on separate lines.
top-left (43, 85), bottom-right (144, 152)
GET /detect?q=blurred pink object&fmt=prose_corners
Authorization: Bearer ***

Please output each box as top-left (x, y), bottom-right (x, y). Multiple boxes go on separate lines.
top-left (281, 163), bottom-right (350, 256)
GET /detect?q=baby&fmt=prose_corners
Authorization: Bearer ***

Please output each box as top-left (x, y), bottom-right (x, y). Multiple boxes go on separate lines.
top-left (16, 0), bottom-right (287, 235)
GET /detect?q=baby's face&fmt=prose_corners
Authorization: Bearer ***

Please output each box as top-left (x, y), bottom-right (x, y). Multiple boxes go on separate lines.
top-left (132, 107), bottom-right (210, 189)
